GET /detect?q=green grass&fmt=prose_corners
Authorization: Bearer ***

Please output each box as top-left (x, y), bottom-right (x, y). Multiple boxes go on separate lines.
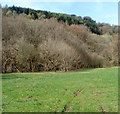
top-left (2, 67), bottom-right (118, 112)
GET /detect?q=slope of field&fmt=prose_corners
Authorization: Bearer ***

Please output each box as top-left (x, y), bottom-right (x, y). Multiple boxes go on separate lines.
top-left (2, 67), bottom-right (118, 112)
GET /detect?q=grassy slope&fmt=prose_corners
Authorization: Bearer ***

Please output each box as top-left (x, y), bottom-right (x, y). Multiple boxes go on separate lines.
top-left (2, 67), bottom-right (118, 112)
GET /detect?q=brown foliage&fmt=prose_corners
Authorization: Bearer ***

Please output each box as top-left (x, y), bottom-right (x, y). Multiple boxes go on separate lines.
top-left (2, 15), bottom-right (117, 72)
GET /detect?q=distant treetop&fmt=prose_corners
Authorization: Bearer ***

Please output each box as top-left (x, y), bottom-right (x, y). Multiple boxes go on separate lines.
top-left (4, 5), bottom-right (103, 35)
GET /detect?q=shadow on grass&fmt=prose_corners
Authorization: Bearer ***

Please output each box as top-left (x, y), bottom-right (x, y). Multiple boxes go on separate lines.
top-left (1, 75), bottom-right (28, 80)
top-left (72, 68), bottom-right (94, 73)
top-left (1, 68), bottom-right (96, 80)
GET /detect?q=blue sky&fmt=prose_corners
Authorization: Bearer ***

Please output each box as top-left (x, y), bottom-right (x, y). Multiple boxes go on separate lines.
top-left (1, 1), bottom-right (118, 25)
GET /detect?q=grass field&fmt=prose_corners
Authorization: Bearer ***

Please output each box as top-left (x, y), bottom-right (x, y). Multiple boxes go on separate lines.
top-left (2, 67), bottom-right (118, 112)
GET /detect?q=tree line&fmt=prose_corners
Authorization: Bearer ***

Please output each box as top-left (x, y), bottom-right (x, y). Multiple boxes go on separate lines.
top-left (2, 5), bottom-right (103, 35)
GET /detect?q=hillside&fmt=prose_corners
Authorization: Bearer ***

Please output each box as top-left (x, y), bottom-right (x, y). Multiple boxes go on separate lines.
top-left (2, 6), bottom-right (118, 73)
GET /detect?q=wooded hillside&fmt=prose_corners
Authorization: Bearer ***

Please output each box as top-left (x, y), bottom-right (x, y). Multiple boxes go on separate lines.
top-left (2, 6), bottom-right (118, 73)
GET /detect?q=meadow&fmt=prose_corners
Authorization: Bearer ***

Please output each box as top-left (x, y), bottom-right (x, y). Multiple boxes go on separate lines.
top-left (2, 67), bottom-right (118, 112)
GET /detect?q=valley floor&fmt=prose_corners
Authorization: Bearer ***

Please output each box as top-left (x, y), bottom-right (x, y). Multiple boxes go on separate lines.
top-left (2, 67), bottom-right (118, 112)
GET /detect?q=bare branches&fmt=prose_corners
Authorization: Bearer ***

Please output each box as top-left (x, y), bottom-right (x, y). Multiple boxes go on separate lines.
top-left (2, 15), bottom-right (117, 72)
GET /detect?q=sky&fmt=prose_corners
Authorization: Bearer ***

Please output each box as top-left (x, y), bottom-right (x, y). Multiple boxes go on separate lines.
top-left (1, 0), bottom-right (118, 25)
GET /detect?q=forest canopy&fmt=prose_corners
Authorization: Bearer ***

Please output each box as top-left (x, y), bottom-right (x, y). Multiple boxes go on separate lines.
top-left (3, 5), bottom-right (104, 35)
